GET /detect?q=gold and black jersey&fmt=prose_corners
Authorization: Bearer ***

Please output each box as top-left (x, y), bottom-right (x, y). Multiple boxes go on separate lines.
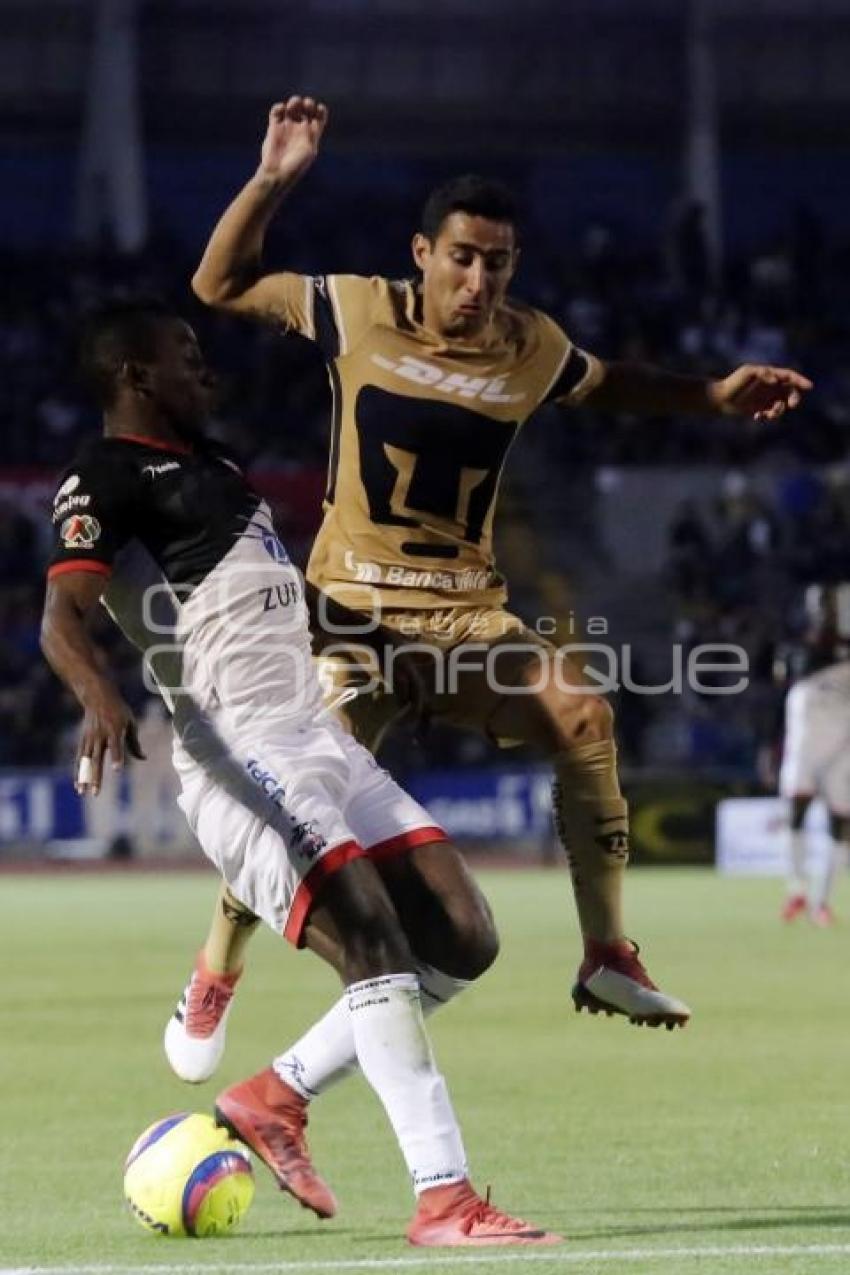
top-left (264, 273), bottom-right (601, 609)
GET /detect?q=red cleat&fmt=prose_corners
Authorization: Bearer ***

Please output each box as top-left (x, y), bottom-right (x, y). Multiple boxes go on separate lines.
top-left (164, 951), bottom-right (240, 1083)
top-left (407, 1180), bottom-right (563, 1247)
top-left (573, 938), bottom-right (691, 1029)
top-left (215, 1067), bottom-right (337, 1219)
top-left (810, 903), bottom-right (836, 927)
top-left (781, 893), bottom-right (808, 923)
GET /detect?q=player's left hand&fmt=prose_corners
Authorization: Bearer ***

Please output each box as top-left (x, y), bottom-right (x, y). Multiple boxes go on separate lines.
top-left (710, 364), bottom-right (813, 421)
top-left (74, 688), bottom-right (146, 796)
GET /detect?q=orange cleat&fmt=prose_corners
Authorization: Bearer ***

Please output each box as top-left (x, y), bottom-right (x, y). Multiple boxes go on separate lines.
top-left (781, 894), bottom-right (808, 923)
top-left (810, 903), bottom-right (836, 927)
top-left (215, 1067), bottom-right (337, 1219)
top-left (407, 1180), bottom-right (563, 1247)
top-left (573, 938), bottom-right (691, 1029)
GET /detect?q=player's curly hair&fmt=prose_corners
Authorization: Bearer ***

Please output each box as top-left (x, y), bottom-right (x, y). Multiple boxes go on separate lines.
top-left (77, 297), bottom-right (178, 407)
top-left (420, 174), bottom-right (519, 243)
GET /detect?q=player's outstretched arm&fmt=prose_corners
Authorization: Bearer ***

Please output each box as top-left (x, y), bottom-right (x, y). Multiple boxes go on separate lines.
top-left (192, 96), bottom-right (328, 317)
top-left (582, 360), bottom-right (813, 422)
top-left (40, 573), bottom-right (145, 796)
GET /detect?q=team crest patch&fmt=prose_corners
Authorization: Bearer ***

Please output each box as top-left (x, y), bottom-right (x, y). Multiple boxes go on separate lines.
top-left (290, 819), bottom-right (326, 864)
top-left (260, 527), bottom-right (290, 565)
top-left (60, 513), bottom-right (101, 549)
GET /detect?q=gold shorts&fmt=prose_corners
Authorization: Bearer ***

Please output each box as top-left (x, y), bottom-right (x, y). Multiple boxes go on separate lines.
top-left (310, 594), bottom-right (553, 750)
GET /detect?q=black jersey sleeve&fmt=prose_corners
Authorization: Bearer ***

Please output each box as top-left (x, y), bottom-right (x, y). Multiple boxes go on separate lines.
top-left (46, 448), bottom-right (138, 581)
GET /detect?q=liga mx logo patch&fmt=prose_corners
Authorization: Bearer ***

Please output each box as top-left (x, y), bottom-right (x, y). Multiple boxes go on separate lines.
top-left (60, 513), bottom-right (101, 549)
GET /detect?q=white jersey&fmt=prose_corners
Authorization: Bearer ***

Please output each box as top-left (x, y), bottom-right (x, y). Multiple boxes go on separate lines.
top-left (779, 661), bottom-right (850, 811)
top-left (47, 440), bottom-right (444, 944)
top-left (47, 434), bottom-right (324, 746)
top-left (171, 503), bottom-right (324, 742)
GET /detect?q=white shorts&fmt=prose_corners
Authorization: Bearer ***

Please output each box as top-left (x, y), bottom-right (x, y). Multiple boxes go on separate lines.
top-left (779, 667), bottom-right (850, 813)
top-left (174, 719), bottom-right (445, 945)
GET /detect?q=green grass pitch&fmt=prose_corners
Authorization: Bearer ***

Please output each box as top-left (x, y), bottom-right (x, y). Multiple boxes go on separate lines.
top-left (2, 866), bottom-right (850, 1275)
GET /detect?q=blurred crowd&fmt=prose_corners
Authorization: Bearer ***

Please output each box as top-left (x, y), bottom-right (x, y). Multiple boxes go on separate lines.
top-left (542, 200), bottom-right (848, 468)
top-left (1, 194), bottom-right (848, 776)
top-left (3, 197), bottom-right (848, 468)
top-left (659, 463), bottom-right (850, 780)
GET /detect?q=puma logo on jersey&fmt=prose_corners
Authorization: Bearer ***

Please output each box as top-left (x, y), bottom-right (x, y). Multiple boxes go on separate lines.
top-left (143, 462), bottom-right (181, 478)
top-left (371, 354), bottom-right (525, 403)
top-left (52, 492), bottom-right (91, 522)
top-left (54, 474), bottom-right (80, 501)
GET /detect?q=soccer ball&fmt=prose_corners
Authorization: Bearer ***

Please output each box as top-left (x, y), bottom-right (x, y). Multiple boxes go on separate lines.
top-left (123, 1112), bottom-right (254, 1237)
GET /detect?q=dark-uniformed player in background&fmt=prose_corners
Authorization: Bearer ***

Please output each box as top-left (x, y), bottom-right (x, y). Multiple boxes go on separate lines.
top-left (168, 92), bottom-right (814, 1076)
top-left (39, 300), bottom-right (563, 1247)
top-left (774, 583), bottom-right (850, 925)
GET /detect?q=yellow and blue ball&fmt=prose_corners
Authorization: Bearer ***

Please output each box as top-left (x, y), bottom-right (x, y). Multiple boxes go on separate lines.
top-left (123, 1112), bottom-right (254, 1237)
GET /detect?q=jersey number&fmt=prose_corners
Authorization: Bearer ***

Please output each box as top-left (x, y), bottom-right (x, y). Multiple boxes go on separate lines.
top-left (352, 387), bottom-right (518, 557)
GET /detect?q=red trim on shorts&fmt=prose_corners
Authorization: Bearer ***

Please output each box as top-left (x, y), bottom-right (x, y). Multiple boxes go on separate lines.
top-left (47, 560), bottom-right (112, 580)
top-left (284, 839), bottom-right (367, 947)
top-left (368, 825), bottom-right (449, 863)
top-left (113, 432), bottom-right (193, 455)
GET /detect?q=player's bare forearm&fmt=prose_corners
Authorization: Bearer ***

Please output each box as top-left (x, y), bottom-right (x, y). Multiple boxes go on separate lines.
top-left (40, 576), bottom-right (116, 710)
top-left (192, 97), bottom-right (328, 313)
top-left (41, 575), bottom-right (144, 790)
top-left (584, 359), bottom-right (812, 421)
top-left (191, 173), bottom-right (292, 308)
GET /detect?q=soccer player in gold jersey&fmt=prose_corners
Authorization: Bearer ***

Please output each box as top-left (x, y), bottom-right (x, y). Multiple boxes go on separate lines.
top-left (166, 96), bottom-right (811, 1081)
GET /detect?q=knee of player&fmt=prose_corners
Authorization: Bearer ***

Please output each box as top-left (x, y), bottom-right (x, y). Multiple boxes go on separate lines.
top-left (342, 898), bottom-right (413, 972)
top-left (551, 691), bottom-right (614, 745)
top-left (451, 902), bottom-right (500, 979)
top-left (789, 795), bottom-right (810, 831)
top-left (319, 862), bottom-right (414, 974)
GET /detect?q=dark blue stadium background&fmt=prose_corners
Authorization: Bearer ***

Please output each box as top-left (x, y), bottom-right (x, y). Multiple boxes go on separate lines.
top-left (1, 0), bottom-right (848, 856)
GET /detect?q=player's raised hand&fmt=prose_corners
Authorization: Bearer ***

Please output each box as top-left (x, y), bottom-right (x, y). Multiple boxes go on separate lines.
top-left (258, 96), bottom-right (328, 184)
top-left (75, 687), bottom-right (145, 797)
top-left (710, 364), bottom-right (813, 421)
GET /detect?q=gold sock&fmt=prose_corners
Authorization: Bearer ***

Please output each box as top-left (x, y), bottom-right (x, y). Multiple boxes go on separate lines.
top-left (203, 883), bottom-right (260, 976)
top-left (553, 738), bottom-right (628, 944)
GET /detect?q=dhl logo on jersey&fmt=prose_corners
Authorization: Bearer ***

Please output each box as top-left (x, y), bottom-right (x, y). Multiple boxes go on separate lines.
top-left (371, 354), bottom-right (525, 404)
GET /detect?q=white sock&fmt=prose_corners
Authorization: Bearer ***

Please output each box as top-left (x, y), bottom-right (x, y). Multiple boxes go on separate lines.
top-left (273, 961), bottom-right (469, 1101)
top-left (812, 836), bottom-right (846, 909)
top-left (274, 995), bottom-right (357, 1099)
top-left (417, 961), bottom-right (471, 1012)
top-left (347, 971), bottom-right (468, 1193)
top-left (786, 830), bottom-right (807, 897)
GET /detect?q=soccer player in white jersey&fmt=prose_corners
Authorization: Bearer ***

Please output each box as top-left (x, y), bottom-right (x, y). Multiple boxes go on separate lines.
top-left (168, 94), bottom-right (812, 1069)
top-left (776, 583), bottom-right (850, 925)
top-left (40, 301), bottom-right (561, 1246)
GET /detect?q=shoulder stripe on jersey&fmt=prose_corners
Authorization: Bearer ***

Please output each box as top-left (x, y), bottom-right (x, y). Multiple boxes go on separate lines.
top-left (47, 560), bottom-right (112, 580)
top-left (387, 279), bottom-right (417, 333)
top-left (324, 361), bottom-right (343, 504)
top-left (313, 277), bottom-right (341, 359)
top-left (542, 346), bottom-right (591, 404)
top-left (112, 432), bottom-right (193, 455)
top-left (326, 276), bottom-right (348, 356)
top-left (303, 275), bottom-right (316, 342)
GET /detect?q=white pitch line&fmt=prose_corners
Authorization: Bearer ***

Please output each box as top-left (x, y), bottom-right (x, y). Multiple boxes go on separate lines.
top-left (5, 1243), bottom-right (850, 1274)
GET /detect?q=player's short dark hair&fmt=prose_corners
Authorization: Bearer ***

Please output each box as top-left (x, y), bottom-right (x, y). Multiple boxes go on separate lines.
top-left (420, 174), bottom-right (519, 243)
top-left (78, 298), bottom-right (179, 407)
